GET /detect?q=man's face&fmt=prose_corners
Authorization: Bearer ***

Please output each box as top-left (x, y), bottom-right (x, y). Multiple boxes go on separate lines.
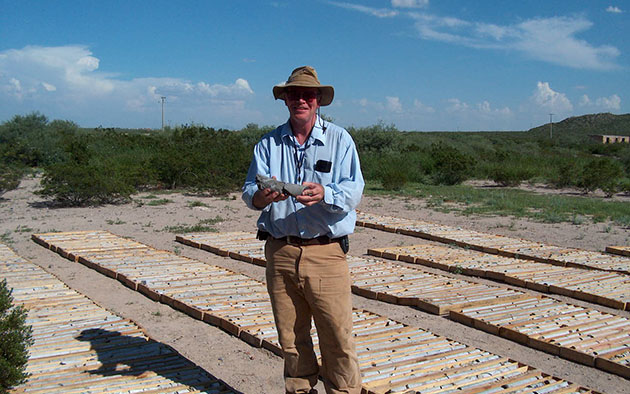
top-left (285, 87), bottom-right (320, 125)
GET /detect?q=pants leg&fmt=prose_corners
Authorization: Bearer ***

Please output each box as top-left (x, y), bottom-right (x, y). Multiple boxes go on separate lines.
top-left (300, 242), bottom-right (362, 394)
top-left (265, 238), bottom-right (319, 394)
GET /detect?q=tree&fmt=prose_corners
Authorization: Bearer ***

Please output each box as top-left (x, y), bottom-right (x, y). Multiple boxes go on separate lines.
top-left (0, 279), bottom-right (33, 393)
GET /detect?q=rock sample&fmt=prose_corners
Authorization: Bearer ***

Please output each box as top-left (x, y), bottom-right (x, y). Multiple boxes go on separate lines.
top-left (256, 174), bottom-right (306, 197)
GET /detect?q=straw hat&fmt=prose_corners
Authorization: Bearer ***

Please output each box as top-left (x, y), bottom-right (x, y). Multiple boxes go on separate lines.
top-left (273, 66), bottom-right (334, 106)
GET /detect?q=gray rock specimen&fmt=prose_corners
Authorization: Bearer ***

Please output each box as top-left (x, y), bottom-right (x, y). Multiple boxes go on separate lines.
top-left (256, 174), bottom-right (306, 197)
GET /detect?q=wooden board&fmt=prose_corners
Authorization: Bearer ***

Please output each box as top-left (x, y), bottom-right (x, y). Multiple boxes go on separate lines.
top-left (176, 232), bottom-right (532, 316)
top-left (368, 243), bottom-right (630, 311)
top-left (28, 236), bottom-right (601, 393)
top-left (356, 211), bottom-right (630, 274)
top-left (0, 244), bottom-right (236, 394)
top-left (175, 232), bottom-right (630, 379)
top-left (607, 245), bottom-right (630, 257)
top-left (450, 296), bottom-right (630, 378)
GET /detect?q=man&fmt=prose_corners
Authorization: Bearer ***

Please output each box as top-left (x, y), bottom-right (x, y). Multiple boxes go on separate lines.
top-left (242, 66), bottom-right (364, 394)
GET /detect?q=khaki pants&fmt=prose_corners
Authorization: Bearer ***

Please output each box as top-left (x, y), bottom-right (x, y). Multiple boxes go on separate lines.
top-left (265, 238), bottom-right (361, 394)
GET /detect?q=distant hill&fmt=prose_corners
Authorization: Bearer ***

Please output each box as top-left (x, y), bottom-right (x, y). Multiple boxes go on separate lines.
top-left (528, 113), bottom-right (630, 139)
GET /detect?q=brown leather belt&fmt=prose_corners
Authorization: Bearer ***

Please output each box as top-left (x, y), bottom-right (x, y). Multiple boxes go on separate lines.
top-left (257, 230), bottom-right (337, 246)
top-left (276, 235), bottom-right (335, 246)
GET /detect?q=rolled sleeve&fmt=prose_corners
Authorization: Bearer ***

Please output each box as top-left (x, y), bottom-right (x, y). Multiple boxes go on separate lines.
top-left (320, 138), bottom-right (364, 213)
top-left (242, 139), bottom-right (270, 211)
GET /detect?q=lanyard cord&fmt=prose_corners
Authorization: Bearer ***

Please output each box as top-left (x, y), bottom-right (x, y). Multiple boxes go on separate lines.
top-left (292, 139), bottom-right (308, 183)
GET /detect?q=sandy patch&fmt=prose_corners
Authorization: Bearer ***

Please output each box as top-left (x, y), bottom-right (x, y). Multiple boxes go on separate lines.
top-left (1, 175), bottom-right (629, 393)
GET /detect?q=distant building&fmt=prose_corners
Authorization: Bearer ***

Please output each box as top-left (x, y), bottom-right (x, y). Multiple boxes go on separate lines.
top-left (589, 134), bottom-right (630, 144)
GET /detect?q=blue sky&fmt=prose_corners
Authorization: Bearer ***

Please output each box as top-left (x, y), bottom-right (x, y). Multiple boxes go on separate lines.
top-left (1, 1), bottom-right (628, 131)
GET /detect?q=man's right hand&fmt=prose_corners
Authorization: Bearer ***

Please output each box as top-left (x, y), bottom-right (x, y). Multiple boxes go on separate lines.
top-left (252, 187), bottom-right (288, 209)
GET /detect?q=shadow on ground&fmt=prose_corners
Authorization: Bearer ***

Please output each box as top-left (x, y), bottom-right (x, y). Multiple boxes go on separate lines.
top-left (77, 328), bottom-right (242, 393)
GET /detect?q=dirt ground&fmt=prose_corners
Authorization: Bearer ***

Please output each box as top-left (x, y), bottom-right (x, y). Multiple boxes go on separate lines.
top-left (1, 175), bottom-right (629, 394)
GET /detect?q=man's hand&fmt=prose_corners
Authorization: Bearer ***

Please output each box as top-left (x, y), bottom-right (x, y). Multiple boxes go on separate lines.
top-left (252, 187), bottom-right (288, 209)
top-left (296, 182), bottom-right (324, 206)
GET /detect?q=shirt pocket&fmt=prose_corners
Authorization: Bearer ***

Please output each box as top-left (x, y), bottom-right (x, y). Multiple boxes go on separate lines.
top-left (311, 157), bottom-right (334, 185)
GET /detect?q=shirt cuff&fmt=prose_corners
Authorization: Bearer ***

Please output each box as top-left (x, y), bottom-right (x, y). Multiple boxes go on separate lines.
top-left (321, 185), bottom-right (342, 212)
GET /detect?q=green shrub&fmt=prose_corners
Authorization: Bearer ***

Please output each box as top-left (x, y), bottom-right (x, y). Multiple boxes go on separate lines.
top-left (349, 121), bottom-right (400, 153)
top-left (0, 113), bottom-right (73, 168)
top-left (0, 165), bottom-right (23, 197)
top-left (0, 279), bottom-right (33, 393)
top-left (548, 160), bottom-right (580, 188)
top-left (378, 157), bottom-right (409, 191)
top-left (489, 164), bottom-right (534, 187)
top-left (577, 158), bottom-right (624, 197)
top-left (429, 141), bottom-right (475, 185)
top-left (151, 126), bottom-right (250, 194)
top-left (38, 161), bottom-right (135, 206)
top-left (37, 133), bottom-right (135, 206)
top-left (618, 178), bottom-right (630, 195)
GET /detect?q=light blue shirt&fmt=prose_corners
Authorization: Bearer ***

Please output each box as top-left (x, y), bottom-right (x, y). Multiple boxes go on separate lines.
top-left (242, 116), bottom-right (364, 239)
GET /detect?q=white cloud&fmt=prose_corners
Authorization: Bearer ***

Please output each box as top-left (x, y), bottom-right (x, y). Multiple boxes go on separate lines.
top-left (413, 99), bottom-right (435, 113)
top-left (596, 94), bottom-right (621, 110)
top-left (446, 98), bottom-right (469, 112)
top-left (514, 17), bottom-right (620, 70)
top-left (477, 100), bottom-right (512, 116)
top-left (392, 0), bottom-right (428, 8)
top-left (41, 82), bottom-right (56, 92)
top-left (386, 96), bottom-right (403, 113)
top-left (532, 81), bottom-right (573, 112)
top-left (335, 3), bottom-right (620, 70)
top-left (329, 2), bottom-right (398, 18)
top-left (579, 93), bottom-right (621, 111)
top-left (606, 6), bottom-right (623, 13)
top-left (0, 45), bottom-right (255, 127)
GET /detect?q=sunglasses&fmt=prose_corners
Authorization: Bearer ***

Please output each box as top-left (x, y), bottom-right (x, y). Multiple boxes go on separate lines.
top-left (286, 90), bottom-right (319, 101)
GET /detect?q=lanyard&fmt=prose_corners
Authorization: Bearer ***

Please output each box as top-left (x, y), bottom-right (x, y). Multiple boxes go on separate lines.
top-left (292, 138), bottom-right (308, 183)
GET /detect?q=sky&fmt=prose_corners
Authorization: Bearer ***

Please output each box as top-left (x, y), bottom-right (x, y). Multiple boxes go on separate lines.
top-left (0, 1), bottom-right (628, 131)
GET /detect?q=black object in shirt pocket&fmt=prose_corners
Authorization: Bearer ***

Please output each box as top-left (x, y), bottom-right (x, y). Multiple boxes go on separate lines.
top-left (314, 160), bottom-right (332, 173)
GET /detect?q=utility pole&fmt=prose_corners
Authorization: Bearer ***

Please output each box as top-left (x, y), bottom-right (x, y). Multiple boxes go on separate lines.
top-left (548, 113), bottom-right (554, 139)
top-left (161, 96), bottom-right (166, 130)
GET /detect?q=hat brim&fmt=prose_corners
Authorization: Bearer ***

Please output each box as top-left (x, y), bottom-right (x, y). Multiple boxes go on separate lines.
top-left (273, 84), bottom-right (334, 106)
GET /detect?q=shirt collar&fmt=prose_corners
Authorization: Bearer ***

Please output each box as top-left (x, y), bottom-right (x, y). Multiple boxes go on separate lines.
top-left (281, 115), bottom-right (326, 146)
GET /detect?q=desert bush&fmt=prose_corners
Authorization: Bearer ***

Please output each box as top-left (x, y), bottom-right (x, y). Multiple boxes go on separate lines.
top-left (428, 141), bottom-right (475, 185)
top-left (349, 122), bottom-right (400, 153)
top-left (38, 133), bottom-right (136, 205)
top-left (39, 161), bottom-right (136, 206)
top-left (619, 178), bottom-right (630, 195)
top-left (577, 158), bottom-right (624, 197)
top-left (546, 156), bottom-right (583, 188)
top-left (488, 164), bottom-right (534, 187)
top-left (0, 165), bottom-right (23, 197)
top-left (151, 126), bottom-right (250, 194)
top-left (0, 113), bottom-right (73, 168)
top-left (237, 123), bottom-right (274, 147)
top-left (0, 279), bottom-right (33, 393)
top-left (377, 155), bottom-right (410, 190)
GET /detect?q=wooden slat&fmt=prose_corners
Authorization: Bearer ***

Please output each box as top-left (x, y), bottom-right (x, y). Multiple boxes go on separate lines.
top-left (0, 243), bottom-right (236, 394)
top-left (175, 232), bottom-right (630, 379)
top-left (356, 211), bottom-right (630, 274)
top-left (177, 232), bottom-right (533, 316)
top-left (29, 236), bottom-right (599, 393)
top-left (368, 243), bottom-right (630, 311)
top-left (607, 245), bottom-right (630, 257)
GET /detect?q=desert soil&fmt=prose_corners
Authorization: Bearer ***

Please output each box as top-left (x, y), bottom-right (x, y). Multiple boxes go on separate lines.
top-left (1, 175), bottom-right (629, 394)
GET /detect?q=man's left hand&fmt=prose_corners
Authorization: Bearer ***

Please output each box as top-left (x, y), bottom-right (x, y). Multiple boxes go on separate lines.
top-left (296, 182), bottom-right (324, 206)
